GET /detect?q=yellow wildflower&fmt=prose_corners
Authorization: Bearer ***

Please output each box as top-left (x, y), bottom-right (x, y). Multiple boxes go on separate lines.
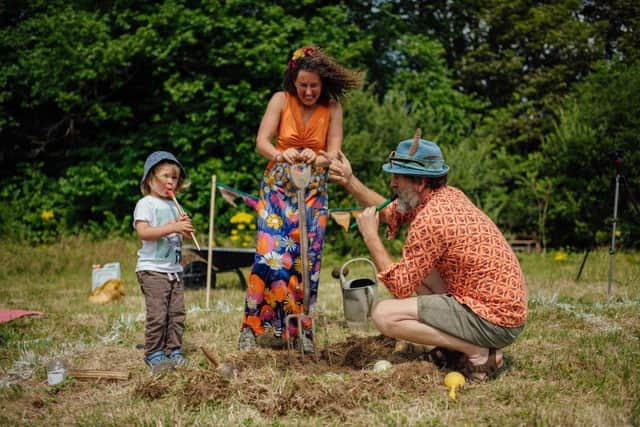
top-left (41, 210), bottom-right (55, 221)
top-left (554, 251), bottom-right (567, 262)
top-left (230, 211), bottom-right (254, 224)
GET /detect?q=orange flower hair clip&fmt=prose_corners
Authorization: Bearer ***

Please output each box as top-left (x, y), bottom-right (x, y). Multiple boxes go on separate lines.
top-left (288, 46), bottom-right (315, 69)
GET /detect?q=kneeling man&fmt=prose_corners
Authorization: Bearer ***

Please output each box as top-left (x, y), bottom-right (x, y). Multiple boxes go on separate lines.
top-left (327, 132), bottom-right (527, 380)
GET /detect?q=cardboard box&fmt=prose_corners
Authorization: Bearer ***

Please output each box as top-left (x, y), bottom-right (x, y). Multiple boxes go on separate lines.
top-left (92, 262), bottom-right (121, 290)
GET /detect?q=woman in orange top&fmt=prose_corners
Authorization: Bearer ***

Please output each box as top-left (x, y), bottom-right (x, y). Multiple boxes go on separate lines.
top-left (238, 46), bottom-right (362, 351)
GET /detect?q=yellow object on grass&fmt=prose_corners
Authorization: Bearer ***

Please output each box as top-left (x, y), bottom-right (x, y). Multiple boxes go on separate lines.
top-left (444, 371), bottom-right (466, 400)
top-left (89, 279), bottom-right (125, 305)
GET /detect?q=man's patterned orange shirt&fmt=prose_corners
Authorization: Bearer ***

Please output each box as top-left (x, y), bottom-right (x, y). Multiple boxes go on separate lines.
top-left (379, 186), bottom-right (528, 328)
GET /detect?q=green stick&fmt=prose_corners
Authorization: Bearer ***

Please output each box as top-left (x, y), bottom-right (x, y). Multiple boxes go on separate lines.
top-left (349, 195), bottom-right (398, 231)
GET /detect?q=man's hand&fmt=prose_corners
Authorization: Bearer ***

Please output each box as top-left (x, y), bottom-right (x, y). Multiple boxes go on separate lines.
top-left (326, 150), bottom-right (352, 186)
top-left (356, 206), bottom-right (379, 239)
top-left (315, 150), bottom-right (335, 167)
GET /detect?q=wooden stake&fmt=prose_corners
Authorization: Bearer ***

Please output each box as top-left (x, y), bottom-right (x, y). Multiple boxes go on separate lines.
top-left (200, 346), bottom-right (219, 368)
top-left (206, 175), bottom-right (217, 310)
top-left (67, 369), bottom-right (130, 381)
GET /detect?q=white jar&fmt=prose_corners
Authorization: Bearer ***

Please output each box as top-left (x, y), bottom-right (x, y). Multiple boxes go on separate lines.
top-left (47, 358), bottom-right (66, 386)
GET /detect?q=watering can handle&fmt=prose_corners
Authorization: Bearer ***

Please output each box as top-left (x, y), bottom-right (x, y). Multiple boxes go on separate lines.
top-left (340, 257), bottom-right (378, 287)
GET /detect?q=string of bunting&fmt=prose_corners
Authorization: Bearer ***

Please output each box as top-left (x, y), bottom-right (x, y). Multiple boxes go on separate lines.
top-left (216, 183), bottom-right (365, 231)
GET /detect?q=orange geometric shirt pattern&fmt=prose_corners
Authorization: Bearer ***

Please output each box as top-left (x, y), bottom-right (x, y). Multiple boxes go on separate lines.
top-left (378, 186), bottom-right (528, 328)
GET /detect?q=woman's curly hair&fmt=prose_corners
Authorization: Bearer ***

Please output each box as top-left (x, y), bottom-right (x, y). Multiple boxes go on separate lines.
top-left (283, 46), bottom-right (363, 105)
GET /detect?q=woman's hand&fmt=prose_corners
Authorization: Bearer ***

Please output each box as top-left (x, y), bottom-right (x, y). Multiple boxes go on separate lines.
top-left (300, 148), bottom-right (316, 164)
top-left (279, 148), bottom-right (316, 164)
top-left (281, 148), bottom-right (299, 164)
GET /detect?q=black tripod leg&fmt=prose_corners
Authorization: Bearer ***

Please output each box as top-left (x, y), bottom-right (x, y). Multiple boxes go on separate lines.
top-left (576, 248), bottom-right (590, 281)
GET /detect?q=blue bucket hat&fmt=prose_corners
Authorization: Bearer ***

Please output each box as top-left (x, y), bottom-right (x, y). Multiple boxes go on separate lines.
top-left (140, 151), bottom-right (186, 185)
top-left (382, 133), bottom-right (449, 177)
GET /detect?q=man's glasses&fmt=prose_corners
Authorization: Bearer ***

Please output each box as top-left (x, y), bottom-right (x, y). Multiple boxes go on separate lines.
top-left (387, 151), bottom-right (445, 171)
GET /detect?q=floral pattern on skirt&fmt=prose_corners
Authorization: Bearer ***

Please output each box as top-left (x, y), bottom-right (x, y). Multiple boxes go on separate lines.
top-left (242, 162), bottom-right (328, 340)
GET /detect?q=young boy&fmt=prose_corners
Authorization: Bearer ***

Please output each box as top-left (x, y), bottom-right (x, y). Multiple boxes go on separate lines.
top-left (134, 151), bottom-right (195, 370)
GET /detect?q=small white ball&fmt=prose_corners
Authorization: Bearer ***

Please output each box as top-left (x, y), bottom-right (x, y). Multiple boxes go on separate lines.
top-left (373, 359), bottom-right (393, 373)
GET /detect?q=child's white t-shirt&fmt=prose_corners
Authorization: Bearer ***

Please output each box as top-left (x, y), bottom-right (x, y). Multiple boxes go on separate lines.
top-left (133, 195), bottom-right (183, 273)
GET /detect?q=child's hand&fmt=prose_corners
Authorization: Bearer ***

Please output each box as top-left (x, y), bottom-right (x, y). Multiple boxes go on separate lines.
top-left (174, 213), bottom-right (195, 237)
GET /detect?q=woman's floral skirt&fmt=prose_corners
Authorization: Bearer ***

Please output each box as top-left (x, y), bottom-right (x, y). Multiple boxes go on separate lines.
top-left (241, 162), bottom-right (328, 340)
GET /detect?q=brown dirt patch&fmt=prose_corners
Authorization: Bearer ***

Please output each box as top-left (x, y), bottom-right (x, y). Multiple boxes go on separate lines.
top-left (133, 335), bottom-right (442, 418)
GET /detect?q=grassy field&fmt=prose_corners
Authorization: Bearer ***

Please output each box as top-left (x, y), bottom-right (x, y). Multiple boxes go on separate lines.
top-left (0, 237), bottom-right (639, 426)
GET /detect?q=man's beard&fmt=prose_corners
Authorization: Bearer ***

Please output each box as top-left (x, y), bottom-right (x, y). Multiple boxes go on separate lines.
top-left (396, 186), bottom-right (420, 214)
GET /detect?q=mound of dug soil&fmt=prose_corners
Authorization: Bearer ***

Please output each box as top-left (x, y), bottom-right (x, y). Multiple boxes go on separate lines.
top-left (134, 335), bottom-right (443, 418)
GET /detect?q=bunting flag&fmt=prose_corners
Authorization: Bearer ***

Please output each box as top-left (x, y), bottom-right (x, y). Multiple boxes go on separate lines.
top-left (329, 211), bottom-right (351, 231)
top-left (216, 183), bottom-right (372, 232)
top-left (217, 184), bottom-right (259, 211)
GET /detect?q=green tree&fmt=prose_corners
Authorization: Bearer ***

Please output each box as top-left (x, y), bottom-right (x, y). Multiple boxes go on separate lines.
top-left (539, 60), bottom-right (640, 248)
top-left (0, 1), bottom-right (370, 241)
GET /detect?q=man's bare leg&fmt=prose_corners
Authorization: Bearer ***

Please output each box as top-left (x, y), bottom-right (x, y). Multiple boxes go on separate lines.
top-left (397, 270), bottom-right (446, 352)
top-left (372, 297), bottom-right (502, 367)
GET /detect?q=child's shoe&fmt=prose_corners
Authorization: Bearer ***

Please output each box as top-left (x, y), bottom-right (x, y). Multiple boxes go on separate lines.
top-left (145, 350), bottom-right (173, 375)
top-left (145, 350), bottom-right (169, 366)
top-left (168, 349), bottom-right (189, 367)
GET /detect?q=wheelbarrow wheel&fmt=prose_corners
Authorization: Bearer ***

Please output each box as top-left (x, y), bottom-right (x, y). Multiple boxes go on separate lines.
top-left (183, 261), bottom-right (216, 289)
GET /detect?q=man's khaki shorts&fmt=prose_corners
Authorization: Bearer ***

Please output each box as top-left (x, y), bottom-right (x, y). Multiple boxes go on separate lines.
top-left (417, 294), bottom-right (523, 349)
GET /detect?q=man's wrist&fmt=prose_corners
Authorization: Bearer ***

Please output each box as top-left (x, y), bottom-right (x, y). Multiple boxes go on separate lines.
top-left (363, 233), bottom-right (390, 272)
top-left (344, 174), bottom-right (358, 192)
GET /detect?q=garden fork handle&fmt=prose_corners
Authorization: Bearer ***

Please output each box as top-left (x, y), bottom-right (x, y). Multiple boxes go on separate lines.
top-left (290, 163), bottom-right (312, 315)
top-left (297, 186), bottom-right (311, 314)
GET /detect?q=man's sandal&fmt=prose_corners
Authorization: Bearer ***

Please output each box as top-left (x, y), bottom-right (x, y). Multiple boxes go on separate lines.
top-left (460, 348), bottom-right (503, 382)
top-left (427, 347), bottom-right (465, 370)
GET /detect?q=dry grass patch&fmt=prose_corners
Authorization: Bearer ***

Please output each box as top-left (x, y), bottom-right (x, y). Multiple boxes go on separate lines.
top-left (1, 238), bottom-right (639, 426)
top-left (132, 335), bottom-right (441, 420)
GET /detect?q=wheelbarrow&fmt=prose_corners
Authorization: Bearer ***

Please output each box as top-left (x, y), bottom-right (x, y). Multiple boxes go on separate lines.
top-left (339, 258), bottom-right (378, 328)
top-left (182, 246), bottom-right (255, 290)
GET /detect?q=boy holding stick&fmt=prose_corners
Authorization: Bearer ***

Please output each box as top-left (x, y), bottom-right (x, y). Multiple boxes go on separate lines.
top-left (134, 151), bottom-right (195, 369)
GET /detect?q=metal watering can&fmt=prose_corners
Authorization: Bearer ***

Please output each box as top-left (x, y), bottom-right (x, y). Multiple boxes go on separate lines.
top-left (340, 258), bottom-right (378, 326)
